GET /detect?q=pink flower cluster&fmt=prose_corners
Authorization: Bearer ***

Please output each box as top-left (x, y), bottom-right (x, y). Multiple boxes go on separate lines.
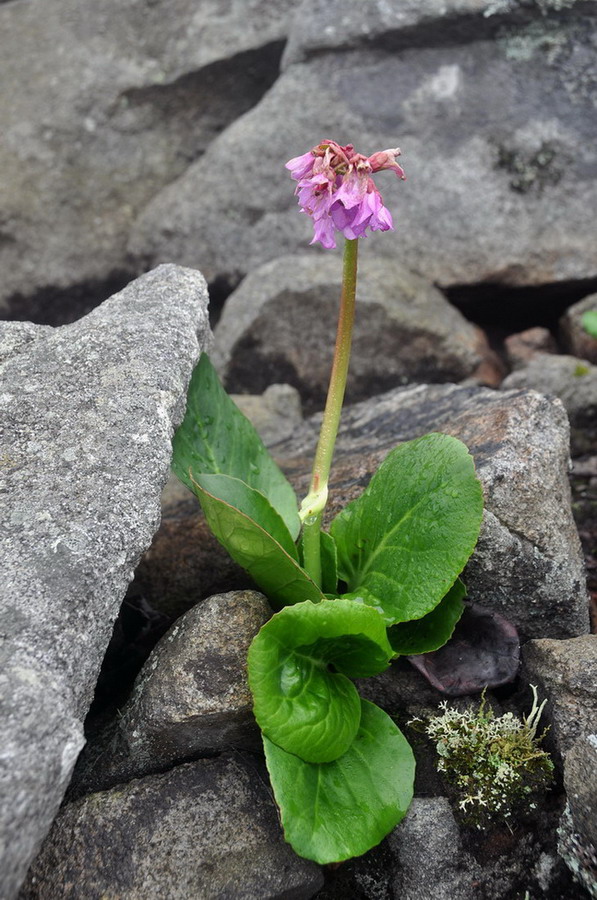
top-left (286, 139), bottom-right (405, 250)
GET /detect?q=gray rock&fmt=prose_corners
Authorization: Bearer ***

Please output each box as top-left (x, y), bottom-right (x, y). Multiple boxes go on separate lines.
top-left (119, 591), bottom-right (271, 770)
top-left (19, 755), bottom-right (324, 900)
top-left (504, 326), bottom-right (557, 370)
top-left (0, 0), bottom-right (295, 319)
top-left (564, 734), bottom-right (597, 848)
top-left (389, 797), bottom-right (479, 899)
top-left (523, 635), bottom-right (597, 754)
top-left (282, 0), bottom-right (584, 67)
top-left (501, 352), bottom-right (597, 454)
top-left (0, 264), bottom-right (210, 899)
top-left (213, 255), bottom-right (501, 414)
top-left (129, 2), bottom-right (597, 289)
top-left (273, 384), bottom-right (589, 639)
top-left (560, 293), bottom-right (597, 365)
top-left (232, 383), bottom-right (303, 445)
top-left (557, 803), bottom-right (597, 899)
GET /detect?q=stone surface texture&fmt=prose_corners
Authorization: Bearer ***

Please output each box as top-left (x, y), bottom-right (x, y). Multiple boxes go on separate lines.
top-left (273, 383), bottom-right (589, 639)
top-left (504, 326), bottom-right (557, 369)
top-left (560, 292), bottom-right (597, 365)
top-left (120, 591), bottom-right (271, 769)
top-left (19, 755), bottom-right (324, 900)
top-left (213, 255), bottom-right (500, 413)
top-left (0, 264), bottom-right (210, 899)
top-left (0, 0), bottom-right (294, 319)
top-left (130, 1), bottom-right (597, 288)
top-left (501, 352), bottom-right (597, 454)
top-left (522, 635), bottom-right (597, 754)
top-left (564, 733), bottom-right (597, 849)
top-left (231, 383), bottom-right (303, 445)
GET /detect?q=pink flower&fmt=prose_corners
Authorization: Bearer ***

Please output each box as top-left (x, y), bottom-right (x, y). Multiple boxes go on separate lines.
top-left (286, 139), bottom-right (405, 249)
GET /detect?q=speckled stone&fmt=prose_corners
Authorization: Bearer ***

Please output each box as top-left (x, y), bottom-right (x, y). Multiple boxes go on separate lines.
top-left (19, 755), bottom-right (324, 900)
top-left (0, 264), bottom-right (210, 899)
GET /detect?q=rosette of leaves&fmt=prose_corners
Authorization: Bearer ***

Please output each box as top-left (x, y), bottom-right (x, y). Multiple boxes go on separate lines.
top-left (172, 354), bottom-right (484, 864)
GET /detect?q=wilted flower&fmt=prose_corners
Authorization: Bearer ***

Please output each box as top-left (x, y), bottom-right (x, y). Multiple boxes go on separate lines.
top-left (286, 139), bottom-right (405, 249)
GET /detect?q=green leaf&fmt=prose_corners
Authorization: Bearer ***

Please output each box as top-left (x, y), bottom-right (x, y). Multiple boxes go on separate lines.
top-left (193, 479), bottom-right (323, 608)
top-left (263, 698), bottom-right (415, 864)
top-left (388, 578), bottom-right (466, 656)
top-left (172, 353), bottom-right (300, 539)
top-left (331, 433), bottom-right (483, 626)
top-left (248, 599), bottom-right (393, 763)
top-left (298, 530), bottom-right (338, 595)
top-left (581, 309), bottom-right (597, 339)
top-left (191, 473), bottom-right (298, 559)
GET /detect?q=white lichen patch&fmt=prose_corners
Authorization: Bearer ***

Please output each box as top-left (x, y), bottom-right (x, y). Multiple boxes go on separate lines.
top-left (410, 686), bottom-right (554, 829)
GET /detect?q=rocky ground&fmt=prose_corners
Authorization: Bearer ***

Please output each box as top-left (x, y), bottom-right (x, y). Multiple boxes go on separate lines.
top-left (1, 0), bottom-right (597, 896)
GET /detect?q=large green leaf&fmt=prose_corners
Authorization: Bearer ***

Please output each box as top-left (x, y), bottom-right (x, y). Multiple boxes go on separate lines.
top-left (191, 473), bottom-right (298, 559)
top-left (172, 353), bottom-right (300, 539)
top-left (331, 433), bottom-right (483, 626)
top-left (263, 699), bottom-right (415, 863)
top-left (194, 479), bottom-right (323, 608)
top-left (388, 578), bottom-right (466, 656)
top-left (248, 599), bottom-right (393, 763)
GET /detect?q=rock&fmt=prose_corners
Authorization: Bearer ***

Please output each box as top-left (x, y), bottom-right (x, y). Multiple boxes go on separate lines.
top-left (564, 734), bottom-right (597, 849)
top-left (557, 803), bottom-right (597, 900)
top-left (213, 255), bottom-right (500, 414)
top-left (501, 352), bottom-right (597, 455)
top-left (522, 635), bottom-right (597, 755)
top-left (389, 797), bottom-right (479, 899)
top-left (19, 755), bottom-right (324, 900)
top-left (231, 383), bottom-right (303, 445)
top-left (0, 264), bottom-right (210, 899)
top-left (273, 383), bottom-right (589, 639)
top-left (129, 2), bottom-right (597, 289)
top-left (560, 293), bottom-right (597, 365)
top-left (0, 0), bottom-right (295, 320)
top-left (119, 591), bottom-right (271, 771)
top-left (504, 326), bottom-right (558, 370)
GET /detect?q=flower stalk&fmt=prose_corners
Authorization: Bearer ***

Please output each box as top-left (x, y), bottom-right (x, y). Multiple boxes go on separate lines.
top-left (299, 237), bottom-right (359, 587)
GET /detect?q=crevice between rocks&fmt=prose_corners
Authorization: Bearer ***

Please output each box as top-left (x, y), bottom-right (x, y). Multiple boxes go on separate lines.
top-left (1, 270), bottom-right (134, 326)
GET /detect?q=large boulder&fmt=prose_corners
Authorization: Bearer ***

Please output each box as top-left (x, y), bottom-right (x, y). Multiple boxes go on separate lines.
top-left (0, 0), bottom-right (294, 320)
top-left (129, 0), bottom-right (597, 290)
top-left (0, 264), bottom-right (210, 898)
top-left (19, 755), bottom-right (323, 900)
top-left (213, 255), bottom-right (501, 414)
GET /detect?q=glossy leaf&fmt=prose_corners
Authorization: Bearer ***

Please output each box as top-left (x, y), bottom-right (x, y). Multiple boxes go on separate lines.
top-left (192, 473), bottom-right (298, 559)
top-left (331, 433), bottom-right (483, 626)
top-left (193, 479), bottom-right (323, 608)
top-left (388, 578), bottom-right (466, 656)
top-left (172, 353), bottom-right (300, 539)
top-left (264, 699), bottom-right (415, 863)
top-left (248, 599), bottom-right (393, 763)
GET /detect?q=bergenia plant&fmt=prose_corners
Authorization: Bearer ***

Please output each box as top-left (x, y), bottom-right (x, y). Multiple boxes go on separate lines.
top-left (171, 139), bottom-right (484, 864)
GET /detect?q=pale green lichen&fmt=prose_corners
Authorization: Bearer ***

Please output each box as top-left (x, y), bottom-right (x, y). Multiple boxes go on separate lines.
top-left (410, 687), bottom-right (554, 829)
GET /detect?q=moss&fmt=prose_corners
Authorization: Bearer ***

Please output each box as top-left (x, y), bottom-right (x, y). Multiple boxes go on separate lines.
top-left (410, 687), bottom-right (554, 830)
top-left (573, 363), bottom-right (590, 377)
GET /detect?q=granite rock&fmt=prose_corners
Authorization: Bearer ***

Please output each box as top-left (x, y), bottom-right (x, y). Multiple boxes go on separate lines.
top-left (20, 755), bottom-right (324, 900)
top-left (273, 383), bottom-right (589, 639)
top-left (231, 383), bottom-right (303, 445)
top-left (501, 352), bottom-right (597, 454)
top-left (0, 264), bottom-right (210, 898)
top-left (522, 634), bottom-right (597, 754)
top-left (119, 591), bottom-right (271, 770)
top-left (564, 734), bottom-right (597, 849)
top-left (213, 255), bottom-right (501, 414)
top-left (504, 326), bottom-right (558, 370)
top-left (130, 2), bottom-right (597, 289)
top-left (0, 0), bottom-right (294, 320)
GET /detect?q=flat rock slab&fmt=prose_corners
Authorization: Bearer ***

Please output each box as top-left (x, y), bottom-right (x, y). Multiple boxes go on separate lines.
top-left (0, 264), bottom-right (210, 898)
top-left (273, 383), bottom-right (589, 640)
top-left (19, 754), bottom-right (323, 900)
